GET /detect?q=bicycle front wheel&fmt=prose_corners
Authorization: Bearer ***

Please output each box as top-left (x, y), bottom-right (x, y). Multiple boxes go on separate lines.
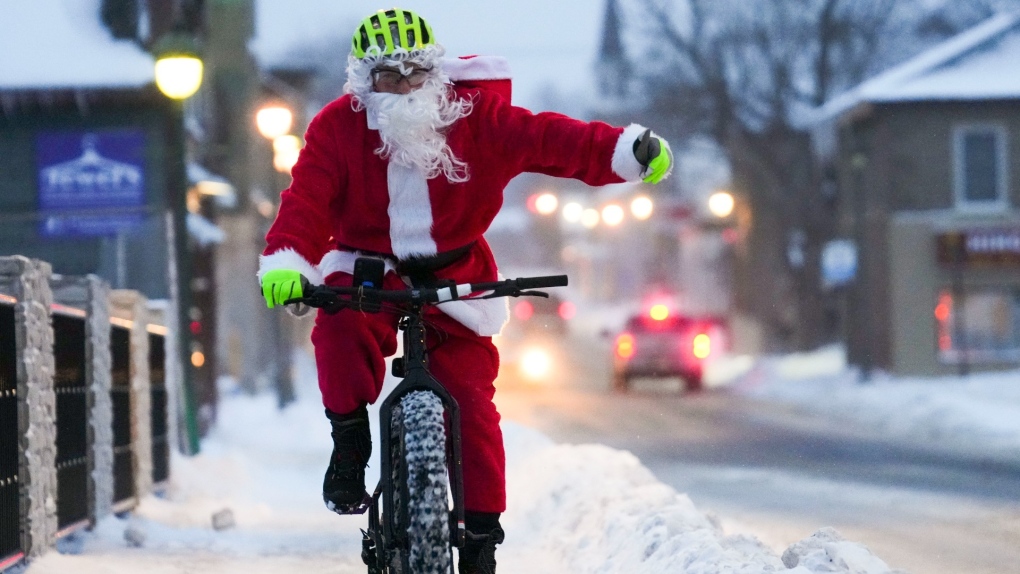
top-left (390, 390), bottom-right (452, 573)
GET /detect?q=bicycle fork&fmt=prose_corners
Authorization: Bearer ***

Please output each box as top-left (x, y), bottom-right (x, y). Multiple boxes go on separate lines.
top-left (361, 307), bottom-right (466, 572)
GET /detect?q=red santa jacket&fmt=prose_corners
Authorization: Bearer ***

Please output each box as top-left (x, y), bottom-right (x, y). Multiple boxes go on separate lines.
top-left (260, 56), bottom-right (650, 335)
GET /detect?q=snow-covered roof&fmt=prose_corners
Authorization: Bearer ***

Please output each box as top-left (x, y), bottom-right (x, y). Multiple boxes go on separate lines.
top-left (814, 12), bottom-right (1020, 123)
top-left (0, 0), bottom-right (154, 92)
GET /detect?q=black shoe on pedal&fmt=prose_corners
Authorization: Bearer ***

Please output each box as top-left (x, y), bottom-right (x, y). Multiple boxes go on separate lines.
top-left (323, 406), bottom-right (372, 515)
top-left (459, 512), bottom-right (504, 574)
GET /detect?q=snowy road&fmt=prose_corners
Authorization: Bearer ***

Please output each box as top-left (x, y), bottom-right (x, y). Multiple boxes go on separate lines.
top-left (494, 334), bottom-right (1020, 574)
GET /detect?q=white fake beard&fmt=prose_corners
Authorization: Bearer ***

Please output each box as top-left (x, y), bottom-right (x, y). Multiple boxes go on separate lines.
top-left (364, 78), bottom-right (471, 182)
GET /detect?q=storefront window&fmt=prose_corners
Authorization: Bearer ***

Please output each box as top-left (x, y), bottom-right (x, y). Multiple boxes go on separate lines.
top-left (936, 288), bottom-right (1020, 363)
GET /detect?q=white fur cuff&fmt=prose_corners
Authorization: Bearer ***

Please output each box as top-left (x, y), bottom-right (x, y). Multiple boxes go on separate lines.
top-left (318, 250), bottom-right (398, 279)
top-left (257, 248), bottom-right (323, 285)
top-left (612, 123), bottom-right (649, 182)
top-left (439, 297), bottom-right (511, 337)
top-left (442, 56), bottom-right (512, 81)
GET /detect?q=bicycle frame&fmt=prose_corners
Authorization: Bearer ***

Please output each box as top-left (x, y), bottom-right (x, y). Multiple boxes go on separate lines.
top-left (365, 300), bottom-right (466, 570)
top-left (290, 268), bottom-right (567, 572)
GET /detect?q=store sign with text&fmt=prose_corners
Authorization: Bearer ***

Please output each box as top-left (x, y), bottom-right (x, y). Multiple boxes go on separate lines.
top-left (936, 229), bottom-right (1020, 267)
top-left (36, 129), bottom-right (147, 237)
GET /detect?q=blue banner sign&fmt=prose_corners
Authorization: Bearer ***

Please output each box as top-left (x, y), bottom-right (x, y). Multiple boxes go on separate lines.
top-left (36, 129), bottom-right (147, 237)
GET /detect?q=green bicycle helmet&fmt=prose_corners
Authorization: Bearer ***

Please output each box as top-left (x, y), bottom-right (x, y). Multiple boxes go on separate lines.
top-left (351, 8), bottom-right (435, 59)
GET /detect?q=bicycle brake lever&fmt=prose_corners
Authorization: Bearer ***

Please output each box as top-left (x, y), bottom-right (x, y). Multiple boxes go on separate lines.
top-left (517, 290), bottom-right (550, 298)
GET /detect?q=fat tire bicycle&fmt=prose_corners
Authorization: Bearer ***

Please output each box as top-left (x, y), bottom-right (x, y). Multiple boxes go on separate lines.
top-left (288, 259), bottom-right (567, 573)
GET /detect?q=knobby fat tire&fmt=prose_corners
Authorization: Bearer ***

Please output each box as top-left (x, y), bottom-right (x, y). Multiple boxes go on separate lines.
top-left (389, 391), bottom-right (452, 573)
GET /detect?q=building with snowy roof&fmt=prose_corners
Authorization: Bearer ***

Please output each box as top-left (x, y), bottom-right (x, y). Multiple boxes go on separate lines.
top-left (811, 12), bottom-right (1020, 377)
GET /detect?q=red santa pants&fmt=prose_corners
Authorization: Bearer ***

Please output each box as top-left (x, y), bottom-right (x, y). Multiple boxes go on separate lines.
top-left (310, 271), bottom-right (505, 513)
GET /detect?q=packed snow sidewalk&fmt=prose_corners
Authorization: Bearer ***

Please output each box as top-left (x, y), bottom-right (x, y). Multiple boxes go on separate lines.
top-left (722, 345), bottom-right (1020, 467)
top-left (21, 348), bottom-right (985, 574)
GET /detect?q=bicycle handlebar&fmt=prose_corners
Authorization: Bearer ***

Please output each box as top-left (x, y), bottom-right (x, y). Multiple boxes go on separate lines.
top-left (288, 274), bottom-right (568, 310)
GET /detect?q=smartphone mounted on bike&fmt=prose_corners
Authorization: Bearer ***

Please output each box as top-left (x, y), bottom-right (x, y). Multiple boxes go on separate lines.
top-left (352, 257), bottom-right (385, 313)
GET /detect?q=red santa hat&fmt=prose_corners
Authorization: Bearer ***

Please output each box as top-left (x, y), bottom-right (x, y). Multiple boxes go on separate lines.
top-left (443, 55), bottom-right (512, 102)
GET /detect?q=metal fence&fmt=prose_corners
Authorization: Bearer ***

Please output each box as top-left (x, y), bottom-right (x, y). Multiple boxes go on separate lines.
top-left (110, 325), bottom-right (135, 511)
top-left (149, 331), bottom-right (170, 486)
top-left (0, 302), bottom-right (19, 568)
top-left (51, 310), bottom-right (89, 536)
top-left (0, 257), bottom-right (174, 571)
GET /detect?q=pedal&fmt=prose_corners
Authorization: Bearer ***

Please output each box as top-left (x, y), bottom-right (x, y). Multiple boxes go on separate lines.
top-left (325, 492), bottom-right (373, 515)
top-left (391, 357), bottom-right (405, 378)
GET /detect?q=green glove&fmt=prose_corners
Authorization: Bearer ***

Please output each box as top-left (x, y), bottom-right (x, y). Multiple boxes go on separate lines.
top-left (261, 269), bottom-right (304, 308)
top-left (632, 128), bottom-right (673, 184)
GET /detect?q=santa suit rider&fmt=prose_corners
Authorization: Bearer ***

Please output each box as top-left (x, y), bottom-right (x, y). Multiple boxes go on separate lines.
top-left (258, 8), bottom-right (673, 573)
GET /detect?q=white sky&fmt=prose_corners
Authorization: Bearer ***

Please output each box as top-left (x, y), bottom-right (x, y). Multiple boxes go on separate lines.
top-left (251, 0), bottom-right (607, 109)
top-left (0, 0), bottom-right (153, 90)
top-left (23, 340), bottom-right (1020, 573)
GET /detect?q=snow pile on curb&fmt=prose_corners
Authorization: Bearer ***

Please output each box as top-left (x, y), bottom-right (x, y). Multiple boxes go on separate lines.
top-left (732, 346), bottom-right (1020, 460)
top-left (501, 422), bottom-right (901, 574)
top-left (18, 358), bottom-right (903, 573)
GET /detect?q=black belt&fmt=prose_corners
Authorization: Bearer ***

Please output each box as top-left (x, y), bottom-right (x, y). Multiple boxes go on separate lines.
top-left (337, 241), bottom-right (475, 287)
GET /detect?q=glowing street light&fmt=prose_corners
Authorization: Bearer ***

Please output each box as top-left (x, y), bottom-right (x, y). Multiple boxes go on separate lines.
top-left (631, 196), bottom-right (654, 220)
top-left (534, 192), bottom-right (559, 216)
top-left (256, 105), bottom-right (294, 140)
top-left (562, 201), bottom-right (584, 223)
top-left (602, 204), bottom-right (625, 227)
top-left (708, 191), bottom-right (736, 218)
top-left (153, 32), bottom-right (204, 100)
top-left (273, 135), bottom-right (303, 174)
top-left (581, 208), bottom-right (600, 229)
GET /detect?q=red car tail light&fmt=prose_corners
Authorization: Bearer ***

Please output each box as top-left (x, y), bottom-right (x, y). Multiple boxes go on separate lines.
top-left (615, 333), bottom-right (636, 359)
top-left (558, 301), bottom-right (576, 320)
top-left (514, 300), bottom-right (534, 321)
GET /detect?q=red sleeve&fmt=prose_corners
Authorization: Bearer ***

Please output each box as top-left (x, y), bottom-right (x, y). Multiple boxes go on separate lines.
top-left (260, 102), bottom-right (346, 281)
top-left (473, 90), bottom-right (643, 185)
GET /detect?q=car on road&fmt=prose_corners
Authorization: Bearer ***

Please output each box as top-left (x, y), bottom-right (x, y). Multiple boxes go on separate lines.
top-left (509, 292), bottom-right (574, 336)
top-left (612, 306), bottom-right (728, 393)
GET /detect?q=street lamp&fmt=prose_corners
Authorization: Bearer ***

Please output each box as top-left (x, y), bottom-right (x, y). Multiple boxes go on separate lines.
top-left (153, 31), bottom-right (204, 100)
top-left (581, 208), bottom-right (600, 229)
top-left (631, 196), bottom-right (654, 220)
top-left (708, 191), bottom-right (736, 219)
top-left (256, 105), bottom-right (294, 140)
top-left (273, 135), bottom-right (303, 174)
top-left (153, 30), bottom-right (204, 454)
top-left (601, 204), bottom-right (625, 227)
top-left (562, 202), bottom-right (584, 223)
top-left (527, 191), bottom-right (558, 216)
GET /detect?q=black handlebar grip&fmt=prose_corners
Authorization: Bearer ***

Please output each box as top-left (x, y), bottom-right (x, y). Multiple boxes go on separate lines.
top-left (515, 275), bottom-right (568, 289)
top-left (299, 275), bottom-right (312, 294)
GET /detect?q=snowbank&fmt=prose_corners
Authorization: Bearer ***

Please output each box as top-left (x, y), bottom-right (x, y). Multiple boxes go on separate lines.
top-left (728, 345), bottom-right (1020, 463)
top-left (19, 351), bottom-right (903, 573)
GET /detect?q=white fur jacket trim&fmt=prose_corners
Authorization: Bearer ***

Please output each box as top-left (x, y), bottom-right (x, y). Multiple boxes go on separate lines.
top-left (318, 249), bottom-right (509, 337)
top-left (612, 123), bottom-right (649, 182)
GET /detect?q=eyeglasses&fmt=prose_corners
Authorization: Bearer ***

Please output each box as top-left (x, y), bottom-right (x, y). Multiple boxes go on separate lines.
top-left (371, 67), bottom-right (432, 90)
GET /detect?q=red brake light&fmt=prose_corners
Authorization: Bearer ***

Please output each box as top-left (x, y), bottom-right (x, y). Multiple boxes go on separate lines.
top-left (558, 301), bottom-right (576, 320)
top-left (514, 300), bottom-right (534, 321)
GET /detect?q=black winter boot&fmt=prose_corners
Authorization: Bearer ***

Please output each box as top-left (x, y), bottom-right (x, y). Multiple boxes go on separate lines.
top-left (323, 405), bottom-right (372, 514)
top-left (458, 512), bottom-right (504, 574)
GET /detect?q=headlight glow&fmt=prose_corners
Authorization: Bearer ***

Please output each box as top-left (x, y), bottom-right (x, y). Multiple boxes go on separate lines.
top-left (520, 347), bottom-right (553, 381)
